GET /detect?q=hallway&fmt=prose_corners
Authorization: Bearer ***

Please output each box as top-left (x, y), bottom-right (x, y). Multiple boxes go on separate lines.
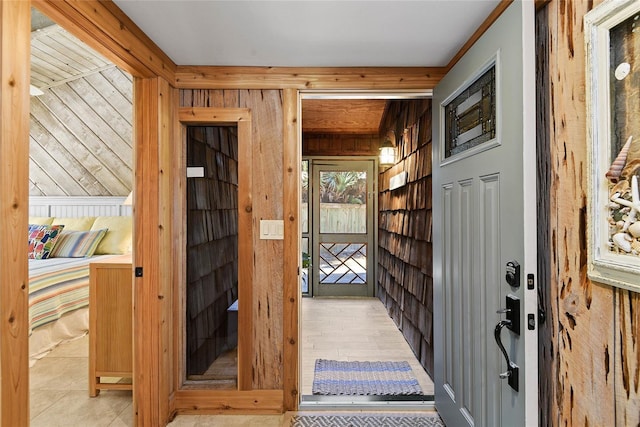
top-left (301, 297), bottom-right (434, 397)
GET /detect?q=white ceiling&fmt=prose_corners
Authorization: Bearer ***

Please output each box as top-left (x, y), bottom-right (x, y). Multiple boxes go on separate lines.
top-left (112, 0), bottom-right (501, 67)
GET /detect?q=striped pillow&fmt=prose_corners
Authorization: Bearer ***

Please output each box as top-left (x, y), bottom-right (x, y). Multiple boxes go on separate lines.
top-left (50, 229), bottom-right (108, 258)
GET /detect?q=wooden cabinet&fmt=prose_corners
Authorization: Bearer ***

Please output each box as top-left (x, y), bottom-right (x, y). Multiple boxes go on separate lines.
top-left (89, 255), bottom-right (133, 397)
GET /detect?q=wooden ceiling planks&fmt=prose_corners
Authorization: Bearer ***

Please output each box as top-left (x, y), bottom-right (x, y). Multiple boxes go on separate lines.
top-left (302, 99), bottom-right (387, 134)
top-left (31, 24), bottom-right (112, 91)
top-left (29, 67), bottom-right (133, 197)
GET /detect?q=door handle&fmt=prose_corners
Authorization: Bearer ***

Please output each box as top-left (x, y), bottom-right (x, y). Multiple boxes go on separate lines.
top-left (494, 318), bottom-right (519, 392)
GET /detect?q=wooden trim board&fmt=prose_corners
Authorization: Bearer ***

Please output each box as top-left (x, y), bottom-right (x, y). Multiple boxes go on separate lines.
top-left (446, 0), bottom-right (514, 71)
top-left (282, 88), bottom-right (300, 411)
top-left (33, 0), bottom-right (176, 80)
top-left (173, 389), bottom-right (283, 414)
top-left (0, 2), bottom-right (31, 425)
top-left (175, 66), bottom-right (446, 90)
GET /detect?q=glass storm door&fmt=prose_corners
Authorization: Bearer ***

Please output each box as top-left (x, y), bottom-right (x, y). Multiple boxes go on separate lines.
top-left (311, 160), bottom-right (375, 297)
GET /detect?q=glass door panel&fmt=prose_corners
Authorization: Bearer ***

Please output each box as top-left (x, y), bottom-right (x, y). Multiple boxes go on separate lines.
top-left (301, 160), bottom-right (310, 296)
top-left (312, 160), bottom-right (375, 297)
top-left (319, 243), bottom-right (367, 284)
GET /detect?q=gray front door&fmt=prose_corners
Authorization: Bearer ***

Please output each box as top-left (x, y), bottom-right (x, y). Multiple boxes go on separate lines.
top-left (432, 1), bottom-right (538, 426)
top-left (311, 160), bottom-right (375, 297)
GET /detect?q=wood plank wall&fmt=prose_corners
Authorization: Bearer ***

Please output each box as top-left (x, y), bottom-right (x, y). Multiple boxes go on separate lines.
top-left (29, 66), bottom-right (133, 196)
top-left (377, 99), bottom-right (434, 375)
top-left (537, 1), bottom-right (640, 425)
top-left (302, 134), bottom-right (379, 157)
top-left (186, 126), bottom-right (239, 377)
top-left (180, 89), bottom-right (284, 390)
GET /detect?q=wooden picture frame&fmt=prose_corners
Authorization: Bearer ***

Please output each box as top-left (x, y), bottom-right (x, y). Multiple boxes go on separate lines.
top-left (585, 0), bottom-right (640, 291)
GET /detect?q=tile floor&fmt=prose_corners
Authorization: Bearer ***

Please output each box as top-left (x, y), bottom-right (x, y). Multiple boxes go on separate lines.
top-left (300, 297), bottom-right (434, 396)
top-left (30, 297), bottom-right (434, 426)
top-left (29, 335), bottom-right (133, 426)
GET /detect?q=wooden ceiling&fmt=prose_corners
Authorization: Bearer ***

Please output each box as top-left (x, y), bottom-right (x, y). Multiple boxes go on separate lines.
top-left (301, 99), bottom-right (387, 135)
top-left (30, 9), bottom-right (112, 92)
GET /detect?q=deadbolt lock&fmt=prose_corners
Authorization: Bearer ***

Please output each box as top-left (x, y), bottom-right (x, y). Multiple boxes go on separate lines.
top-left (505, 260), bottom-right (520, 288)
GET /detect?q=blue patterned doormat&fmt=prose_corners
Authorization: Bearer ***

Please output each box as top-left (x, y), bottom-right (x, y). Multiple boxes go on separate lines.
top-left (290, 413), bottom-right (445, 427)
top-left (312, 359), bottom-right (423, 396)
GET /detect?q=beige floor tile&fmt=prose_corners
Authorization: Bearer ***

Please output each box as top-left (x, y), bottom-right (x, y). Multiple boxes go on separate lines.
top-left (30, 389), bottom-right (69, 420)
top-left (30, 389), bottom-right (132, 427)
top-left (108, 402), bottom-right (134, 427)
top-left (30, 356), bottom-right (89, 391)
top-left (45, 334), bottom-right (89, 358)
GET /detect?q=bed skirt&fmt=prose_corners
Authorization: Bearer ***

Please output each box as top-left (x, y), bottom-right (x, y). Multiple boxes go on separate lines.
top-left (29, 307), bottom-right (89, 367)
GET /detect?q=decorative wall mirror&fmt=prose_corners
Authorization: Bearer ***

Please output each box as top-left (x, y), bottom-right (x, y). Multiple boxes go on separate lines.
top-left (586, 0), bottom-right (640, 291)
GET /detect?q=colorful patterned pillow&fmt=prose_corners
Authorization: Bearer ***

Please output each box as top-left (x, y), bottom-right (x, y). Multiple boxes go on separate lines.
top-left (50, 229), bottom-right (108, 258)
top-left (28, 224), bottom-right (65, 259)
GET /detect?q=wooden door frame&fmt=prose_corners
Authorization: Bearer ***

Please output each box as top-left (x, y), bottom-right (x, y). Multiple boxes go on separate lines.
top-left (172, 107), bottom-right (282, 413)
top-left (0, 2), bottom-right (31, 425)
top-left (1, 2), bottom-right (510, 424)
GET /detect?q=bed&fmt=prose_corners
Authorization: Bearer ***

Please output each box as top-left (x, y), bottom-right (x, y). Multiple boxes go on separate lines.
top-left (27, 197), bottom-right (133, 365)
top-left (28, 255), bottom-right (119, 364)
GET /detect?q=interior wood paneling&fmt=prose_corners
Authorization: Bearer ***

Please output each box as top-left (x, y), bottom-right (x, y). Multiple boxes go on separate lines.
top-left (303, 133), bottom-right (380, 157)
top-left (240, 90), bottom-right (285, 390)
top-left (0, 2), bottom-right (31, 425)
top-left (29, 66), bottom-right (133, 196)
top-left (30, 23), bottom-right (111, 90)
top-left (536, 1), bottom-right (640, 425)
top-left (133, 76), bottom-right (177, 426)
top-left (181, 91), bottom-right (285, 392)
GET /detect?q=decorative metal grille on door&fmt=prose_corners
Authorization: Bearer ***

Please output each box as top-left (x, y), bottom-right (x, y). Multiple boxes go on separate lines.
top-left (319, 243), bottom-right (367, 284)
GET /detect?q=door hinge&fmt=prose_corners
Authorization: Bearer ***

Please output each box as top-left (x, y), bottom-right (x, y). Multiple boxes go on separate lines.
top-left (135, 267), bottom-right (143, 277)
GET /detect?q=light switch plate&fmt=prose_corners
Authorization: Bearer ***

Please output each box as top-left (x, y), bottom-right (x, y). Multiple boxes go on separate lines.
top-left (187, 167), bottom-right (205, 178)
top-left (260, 220), bottom-right (284, 240)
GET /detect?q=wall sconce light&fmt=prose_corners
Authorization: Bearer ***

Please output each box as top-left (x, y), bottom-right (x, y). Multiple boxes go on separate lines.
top-left (379, 136), bottom-right (396, 167)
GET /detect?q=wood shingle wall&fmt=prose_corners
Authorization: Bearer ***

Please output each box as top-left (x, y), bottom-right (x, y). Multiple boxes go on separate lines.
top-left (186, 126), bottom-right (239, 376)
top-left (377, 99), bottom-right (434, 376)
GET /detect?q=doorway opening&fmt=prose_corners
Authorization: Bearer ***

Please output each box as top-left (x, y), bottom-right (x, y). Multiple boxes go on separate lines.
top-left (304, 158), bottom-right (376, 298)
top-left (184, 125), bottom-right (239, 387)
top-left (28, 6), bottom-right (135, 425)
top-left (299, 93), bottom-right (435, 408)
